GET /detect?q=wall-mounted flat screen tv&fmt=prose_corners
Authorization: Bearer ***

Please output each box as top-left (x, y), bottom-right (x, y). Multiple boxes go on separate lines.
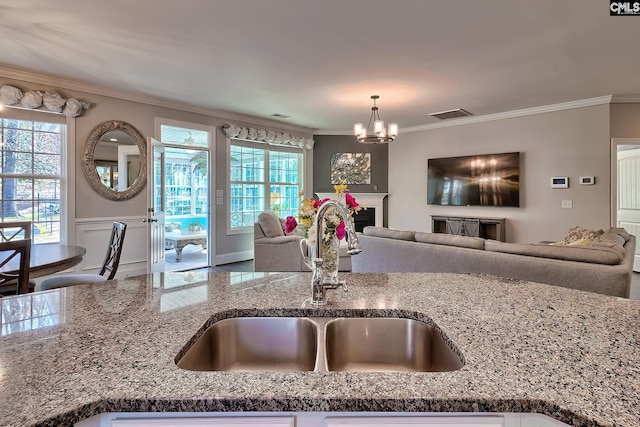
top-left (427, 152), bottom-right (520, 207)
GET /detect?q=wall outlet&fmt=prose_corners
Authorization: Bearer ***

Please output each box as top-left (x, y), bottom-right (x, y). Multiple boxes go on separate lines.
top-left (561, 200), bottom-right (573, 209)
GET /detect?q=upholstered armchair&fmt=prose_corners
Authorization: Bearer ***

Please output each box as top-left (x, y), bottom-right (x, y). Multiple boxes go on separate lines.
top-left (253, 211), bottom-right (352, 272)
top-left (253, 212), bottom-right (309, 272)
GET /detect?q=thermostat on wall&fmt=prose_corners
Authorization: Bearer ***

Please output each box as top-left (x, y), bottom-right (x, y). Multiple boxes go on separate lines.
top-left (551, 177), bottom-right (569, 188)
top-left (580, 176), bottom-right (595, 185)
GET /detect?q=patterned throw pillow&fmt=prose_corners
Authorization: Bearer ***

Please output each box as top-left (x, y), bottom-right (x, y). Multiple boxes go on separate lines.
top-left (560, 226), bottom-right (604, 245)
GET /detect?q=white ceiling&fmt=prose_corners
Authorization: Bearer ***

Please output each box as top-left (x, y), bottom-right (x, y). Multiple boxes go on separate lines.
top-left (1, 0), bottom-right (639, 133)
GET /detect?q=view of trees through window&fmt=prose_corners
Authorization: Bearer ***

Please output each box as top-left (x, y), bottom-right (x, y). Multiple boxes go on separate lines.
top-left (0, 117), bottom-right (63, 244)
top-left (230, 143), bottom-right (302, 229)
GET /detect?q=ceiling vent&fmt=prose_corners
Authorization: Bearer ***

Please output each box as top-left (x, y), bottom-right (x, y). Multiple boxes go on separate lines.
top-left (271, 113), bottom-right (291, 119)
top-left (428, 108), bottom-right (473, 120)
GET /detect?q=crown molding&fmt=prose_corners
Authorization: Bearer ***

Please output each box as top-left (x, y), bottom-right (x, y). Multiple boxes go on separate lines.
top-left (611, 94), bottom-right (640, 103)
top-left (0, 65), bottom-right (316, 135)
top-left (316, 95), bottom-right (614, 136)
top-left (400, 96), bottom-right (613, 134)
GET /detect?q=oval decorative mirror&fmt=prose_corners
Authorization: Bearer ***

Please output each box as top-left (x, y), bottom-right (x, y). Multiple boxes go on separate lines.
top-left (82, 120), bottom-right (147, 201)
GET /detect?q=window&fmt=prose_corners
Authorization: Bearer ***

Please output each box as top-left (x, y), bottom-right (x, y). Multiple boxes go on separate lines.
top-left (229, 141), bottom-right (303, 232)
top-left (0, 113), bottom-right (66, 244)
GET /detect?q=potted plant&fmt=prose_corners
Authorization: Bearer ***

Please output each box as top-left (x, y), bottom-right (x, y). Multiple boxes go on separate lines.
top-left (182, 221), bottom-right (204, 234)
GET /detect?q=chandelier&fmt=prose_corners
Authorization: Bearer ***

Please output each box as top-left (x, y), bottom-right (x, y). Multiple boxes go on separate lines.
top-left (353, 95), bottom-right (398, 144)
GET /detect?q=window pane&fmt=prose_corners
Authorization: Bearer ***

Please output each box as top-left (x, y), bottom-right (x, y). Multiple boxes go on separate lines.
top-left (34, 131), bottom-right (61, 155)
top-left (34, 154), bottom-right (61, 175)
top-left (229, 142), bottom-right (302, 230)
top-left (160, 125), bottom-right (208, 148)
top-left (1, 117), bottom-right (64, 244)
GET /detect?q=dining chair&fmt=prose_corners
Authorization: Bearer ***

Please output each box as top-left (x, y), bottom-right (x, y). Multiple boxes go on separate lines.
top-left (0, 238), bottom-right (32, 295)
top-left (0, 221), bottom-right (37, 295)
top-left (0, 221), bottom-right (32, 242)
top-left (40, 222), bottom-right (127, 291)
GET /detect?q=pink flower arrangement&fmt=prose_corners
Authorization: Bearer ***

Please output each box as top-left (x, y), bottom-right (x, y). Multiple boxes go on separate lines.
top-left (335, 221), bottom-right (346, 240)
top-left (285, 216), bottom-right (298, 234)
top-left (291, 188), bottom-right (362, 243)
top-left (345, 192), bottom-right (359, 210)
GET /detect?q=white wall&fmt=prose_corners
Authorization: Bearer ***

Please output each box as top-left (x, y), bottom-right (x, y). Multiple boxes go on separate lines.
top-left (389, 104), bottom-right (611, 243)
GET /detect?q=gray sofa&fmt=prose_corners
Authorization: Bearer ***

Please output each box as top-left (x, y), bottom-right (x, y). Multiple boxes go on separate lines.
top-left (351, 226), bottom-right (636, 298)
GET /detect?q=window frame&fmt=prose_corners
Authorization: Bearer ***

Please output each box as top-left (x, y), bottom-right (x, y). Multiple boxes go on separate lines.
top-left (0, 107), bottom-right (74, 245)
top-left (226, 138), bottom-right (304, 235)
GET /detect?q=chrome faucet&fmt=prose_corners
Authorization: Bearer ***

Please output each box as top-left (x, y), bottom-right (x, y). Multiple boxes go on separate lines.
top-left (306, 200), bottom-right (362, 306)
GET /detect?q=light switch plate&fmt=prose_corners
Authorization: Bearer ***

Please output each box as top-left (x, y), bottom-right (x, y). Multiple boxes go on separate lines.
top-left (561, 200), bottom-right (573, 209)
top-left (216, 197), bottom-right (224, 205)
top-left (216, 189), bottom-right (224, 197)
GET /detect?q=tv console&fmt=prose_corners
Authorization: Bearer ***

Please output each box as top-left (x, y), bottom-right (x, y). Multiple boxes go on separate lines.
top-left (431, 215), bottom-right (506, 242)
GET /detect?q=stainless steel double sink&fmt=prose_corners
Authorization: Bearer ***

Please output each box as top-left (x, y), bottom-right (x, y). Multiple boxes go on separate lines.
top-left (177, 317), bottom-right (464, 373)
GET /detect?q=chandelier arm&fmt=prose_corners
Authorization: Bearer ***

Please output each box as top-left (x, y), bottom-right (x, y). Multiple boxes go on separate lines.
top-left (365, 110), bottom-right (375, 131)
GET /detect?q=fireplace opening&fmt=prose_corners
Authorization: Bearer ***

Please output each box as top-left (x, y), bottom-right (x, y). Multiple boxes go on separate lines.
top-left (353, 208), bottom-right (376, 232)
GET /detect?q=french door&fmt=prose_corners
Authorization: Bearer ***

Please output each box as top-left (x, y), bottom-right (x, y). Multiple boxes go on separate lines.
top-left (146, 137), bottom-right (166, 273)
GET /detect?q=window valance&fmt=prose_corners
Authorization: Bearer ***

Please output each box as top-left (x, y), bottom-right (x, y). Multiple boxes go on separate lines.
top-left (222, 123), bottom-right (314, 149)
top-left (0, 84), bottom-right (92, 117)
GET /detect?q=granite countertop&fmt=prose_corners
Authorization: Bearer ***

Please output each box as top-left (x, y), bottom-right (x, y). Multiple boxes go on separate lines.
top-left (0, 272), bottom-right (638, 427)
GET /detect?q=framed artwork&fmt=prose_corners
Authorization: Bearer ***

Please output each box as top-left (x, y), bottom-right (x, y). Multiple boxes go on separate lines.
top-left (331, 152), bottom-right (371, 184)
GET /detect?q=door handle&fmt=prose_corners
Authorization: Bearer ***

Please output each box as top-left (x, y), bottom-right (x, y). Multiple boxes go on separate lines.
top-left (143, 218), bottom-right (158, 223)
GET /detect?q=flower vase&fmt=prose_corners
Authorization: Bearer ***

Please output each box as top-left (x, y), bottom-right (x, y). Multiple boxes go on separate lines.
top-left (320, 234), bottom-right (340, 284)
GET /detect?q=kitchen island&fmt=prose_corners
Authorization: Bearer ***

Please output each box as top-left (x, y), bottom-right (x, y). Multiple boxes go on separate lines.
top-left (0, 272), bottom-right (638, 427)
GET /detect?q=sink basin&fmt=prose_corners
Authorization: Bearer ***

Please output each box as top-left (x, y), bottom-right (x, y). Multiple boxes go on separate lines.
top-left (177, 317), bottom-right (318, 371)
top-left (324, 317), bottom-right (464, 372)
top-left (177, 316), bottom-right (464, 373)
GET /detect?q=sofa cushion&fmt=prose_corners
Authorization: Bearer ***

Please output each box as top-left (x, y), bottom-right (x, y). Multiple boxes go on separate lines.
top-left (415, 232), bottom-right (485, 250)
top-left (485, 240), bottom-right (623, 265)
top-left (257, 211), bottom-right (284, 237)
top-left (560, 226), bottom-right (605, 245)
top-left (255, 235), bottom-right (300, 245)
top-left (363, 226), bottom-right (415, 241)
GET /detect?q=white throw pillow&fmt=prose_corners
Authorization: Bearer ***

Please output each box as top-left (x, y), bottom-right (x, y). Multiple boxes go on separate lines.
top-left (258, 212), bottom-right (285, 238)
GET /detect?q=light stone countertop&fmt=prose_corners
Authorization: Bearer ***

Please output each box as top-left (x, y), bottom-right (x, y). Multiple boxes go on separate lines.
top-left (0, 272), bottom-right (638, 427)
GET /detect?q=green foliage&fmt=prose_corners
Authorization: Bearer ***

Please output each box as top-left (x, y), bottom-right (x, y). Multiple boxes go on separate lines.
top-left (187, 221), bottom-right (203, 231)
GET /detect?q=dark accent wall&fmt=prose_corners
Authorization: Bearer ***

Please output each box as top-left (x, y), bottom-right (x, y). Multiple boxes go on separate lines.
top-left (312, 134), bottom-right (389, 226)
top-left (312, 135), bottom-right (388, 194)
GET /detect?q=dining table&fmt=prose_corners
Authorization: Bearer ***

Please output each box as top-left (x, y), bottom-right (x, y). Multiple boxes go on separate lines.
top-left (0, 244), bottom-right (86, 278)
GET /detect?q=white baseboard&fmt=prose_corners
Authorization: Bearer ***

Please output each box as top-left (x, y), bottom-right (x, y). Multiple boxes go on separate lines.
top-left (215, 250), bottom-right (254, 266)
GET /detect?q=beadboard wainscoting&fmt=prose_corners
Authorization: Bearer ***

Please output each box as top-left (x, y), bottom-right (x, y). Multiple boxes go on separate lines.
top-left (74, 216), bottom-right (147, 278)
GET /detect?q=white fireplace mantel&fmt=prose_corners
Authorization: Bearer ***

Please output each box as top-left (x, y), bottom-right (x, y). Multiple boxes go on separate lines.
top-left (315, 192), bottom-right (387, 227)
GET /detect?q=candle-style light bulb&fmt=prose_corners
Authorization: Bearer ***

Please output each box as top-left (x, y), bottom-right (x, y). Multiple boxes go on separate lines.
top-left (374, 120), bottom-right (384, 135)
top-left (388, 123), bottom-right (398, 138)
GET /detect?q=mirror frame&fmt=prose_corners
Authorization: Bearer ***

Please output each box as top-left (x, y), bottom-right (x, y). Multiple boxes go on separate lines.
top-left (82, 120), bottom-right (147, 201)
